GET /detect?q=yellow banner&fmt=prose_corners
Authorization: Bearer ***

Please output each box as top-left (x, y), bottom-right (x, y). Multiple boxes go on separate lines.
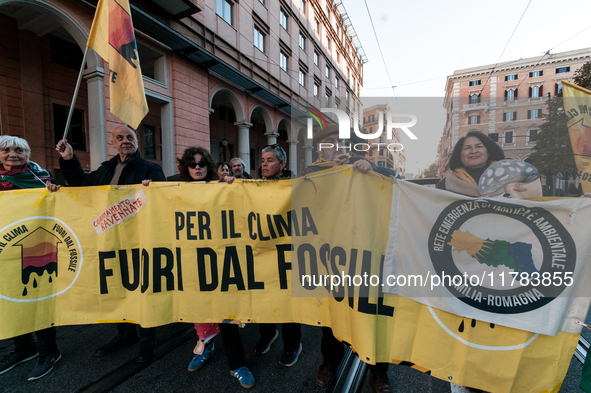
top-left (563, 80), bottom-right (591, 193)
top-left (0, 170), bottom-right (578, 392)
top-left (87, 0), bottom-right (148, 129)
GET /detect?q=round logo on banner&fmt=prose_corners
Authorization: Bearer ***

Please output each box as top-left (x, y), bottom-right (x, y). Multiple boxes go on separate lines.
top-left (428, 200), bottom-right (575, 314)
top-left (0, 217), bottom-right (82, 302)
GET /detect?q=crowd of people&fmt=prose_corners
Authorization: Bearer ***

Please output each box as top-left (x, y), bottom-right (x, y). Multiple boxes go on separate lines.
top-left (0, 124), bottom-right (397, 392)
top-left (0, 126), bottom-right (551, 392)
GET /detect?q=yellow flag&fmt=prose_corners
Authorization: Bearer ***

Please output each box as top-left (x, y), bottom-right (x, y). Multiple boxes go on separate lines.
top-left (87, 0), bottom-right (148, 129)
top-left (562, 80), bottom-right (591, 193)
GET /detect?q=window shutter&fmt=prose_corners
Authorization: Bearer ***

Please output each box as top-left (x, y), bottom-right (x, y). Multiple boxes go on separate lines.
top-left (504, 76), bottom-right (508, 81)
top-left (529, 72), bottom-right (533, 77)
top-left (539, 85), bottom-right (544, 97)
top-left (555, 83), bottom-right (558, 95)
top-left (515, 75), bottom-right (518, 80)
top-left (515, 88), bottom-right (518, 98)
top-left (477, 115), bottom-right (481, 124)
top-left (540, 70), bottom-right (544, 76)
top-left (505, 90), bottom-right (508, 98)
top-left (513, 111), bottom-right (517, 120)
top-left (527, 110), bottom-right (531, 119)
top-left (529, 87), bottom-right (532, 97)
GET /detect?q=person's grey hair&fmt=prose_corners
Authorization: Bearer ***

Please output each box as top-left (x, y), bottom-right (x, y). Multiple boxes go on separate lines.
top-left (262, 145), bottom-right (287, 163)
top-left (229, 157), bottom-right (246, 170)
top-left (0, 135), bottom-right (31, 159)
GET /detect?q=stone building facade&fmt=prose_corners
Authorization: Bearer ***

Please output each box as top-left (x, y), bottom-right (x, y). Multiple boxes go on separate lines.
top-left (0, 0), bottom-right (366, 178)
top-left (438, 47), bottom-right (591, 177)
top-left (362, 104), bottom-right (405, 175)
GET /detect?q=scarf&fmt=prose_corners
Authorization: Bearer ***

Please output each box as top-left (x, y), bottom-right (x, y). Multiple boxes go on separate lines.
top-left (446, 162), bottom-right (496, 197)
top-left (453, 167), bottom-right (479, 185)
top-left (0, 161), bottom-right (54, 191)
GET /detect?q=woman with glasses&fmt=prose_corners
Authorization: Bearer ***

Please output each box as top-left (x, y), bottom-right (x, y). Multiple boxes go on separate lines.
top-left (176, 147), bottom-right (218, 182)
top-left (171, 147), bottom-right (223, 371)
top-left (146, 147), bottom-right (255, 387)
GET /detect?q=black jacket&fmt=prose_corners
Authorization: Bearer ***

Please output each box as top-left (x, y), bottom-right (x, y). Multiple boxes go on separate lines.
top-left (59, 150), bottom-right (166, 186)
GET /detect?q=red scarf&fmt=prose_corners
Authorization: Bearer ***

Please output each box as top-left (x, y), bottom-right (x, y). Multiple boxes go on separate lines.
top-left (0, 163), bottom-right (29, 191)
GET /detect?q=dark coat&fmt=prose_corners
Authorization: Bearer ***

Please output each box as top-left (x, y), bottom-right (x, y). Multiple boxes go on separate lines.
top-left (59, 150), bottom-right (166, 186)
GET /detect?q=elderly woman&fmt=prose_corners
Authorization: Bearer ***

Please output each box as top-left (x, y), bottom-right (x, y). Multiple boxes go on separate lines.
top-left (436, 131), bottom-right (505, 197)
top-left (217, 161), bottom-right (230, 181)
top-left (255, 144), bottom-right (300, 369)
top-left (0, 135), bottom-right (60, 381)
top-left (260, 144), bottom-right (293, 180)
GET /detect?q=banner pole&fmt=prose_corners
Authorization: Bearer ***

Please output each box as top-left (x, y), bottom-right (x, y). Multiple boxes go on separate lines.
top-left (62, 46), bottom-right (89, 141)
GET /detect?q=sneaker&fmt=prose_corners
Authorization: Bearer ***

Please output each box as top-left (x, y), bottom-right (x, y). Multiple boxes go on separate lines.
top-left (188, 342), bottom-right (215, 371)
top-left (255, 329), bottom-right (278, 355)
top-left (27, 351), bottom-right (61, 381)
top-left (0, 350), bottom-right (38, 375)
top-left (279, 343), bottom-right (302, 367)
top-left (94, 336), bottom-right (139, 357)
top-left (230, 366), bottom-right (255, 388)
top-left (136, 339), bottom-right (156, 363)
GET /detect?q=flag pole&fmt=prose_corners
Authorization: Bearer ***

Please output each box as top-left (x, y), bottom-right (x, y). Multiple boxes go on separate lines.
top-left (62, 46), bottom-right (90, 141)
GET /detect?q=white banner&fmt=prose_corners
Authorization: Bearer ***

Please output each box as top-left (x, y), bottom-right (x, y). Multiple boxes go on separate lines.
top-left (383, 180), bottom-right (591, 336)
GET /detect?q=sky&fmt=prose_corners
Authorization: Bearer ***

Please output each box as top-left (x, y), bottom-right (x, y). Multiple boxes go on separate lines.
top-left (343, 0), bottom-right (591, 175)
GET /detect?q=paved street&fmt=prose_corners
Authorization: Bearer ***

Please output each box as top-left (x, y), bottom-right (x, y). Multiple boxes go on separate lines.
top-left (1, 319), bottom-right (589, 393)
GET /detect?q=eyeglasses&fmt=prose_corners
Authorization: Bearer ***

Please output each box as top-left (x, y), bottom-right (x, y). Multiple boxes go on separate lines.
top-left (188, 161), bottom-right (207, 169)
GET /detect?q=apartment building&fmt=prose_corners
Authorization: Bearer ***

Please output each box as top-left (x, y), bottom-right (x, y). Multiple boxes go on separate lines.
top-left (362, 104), bottom-right (405, 175)
top-left (0, 0), bottom-right (366, 178)
top-left (438, 47), bottom-right (591, 177)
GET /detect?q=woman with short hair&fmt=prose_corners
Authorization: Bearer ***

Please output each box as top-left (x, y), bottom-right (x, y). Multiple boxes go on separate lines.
top-left (0, 135), bottom-right (61, 381)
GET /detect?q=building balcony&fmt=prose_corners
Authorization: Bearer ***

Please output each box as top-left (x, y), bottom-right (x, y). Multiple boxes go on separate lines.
top-left (461, 102), bottom-right (489, 113)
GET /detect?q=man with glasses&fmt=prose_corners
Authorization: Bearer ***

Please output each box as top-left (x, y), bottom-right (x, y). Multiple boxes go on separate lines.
top-left (56, 125), bottom-right (165, 363)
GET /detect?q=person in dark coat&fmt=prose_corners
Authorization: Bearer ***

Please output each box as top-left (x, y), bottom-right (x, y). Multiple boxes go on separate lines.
top-left (56, 125), bottom-right (165, 363)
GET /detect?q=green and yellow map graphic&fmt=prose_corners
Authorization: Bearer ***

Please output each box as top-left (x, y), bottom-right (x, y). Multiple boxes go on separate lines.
top-left (448, 230), bottom-right (539, 274)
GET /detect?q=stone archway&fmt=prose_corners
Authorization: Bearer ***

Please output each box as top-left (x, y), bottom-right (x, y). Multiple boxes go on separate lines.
top-left (0, 0), bottom-right (105, 169)
top-left (209, 88), bottom-right (247, 168)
